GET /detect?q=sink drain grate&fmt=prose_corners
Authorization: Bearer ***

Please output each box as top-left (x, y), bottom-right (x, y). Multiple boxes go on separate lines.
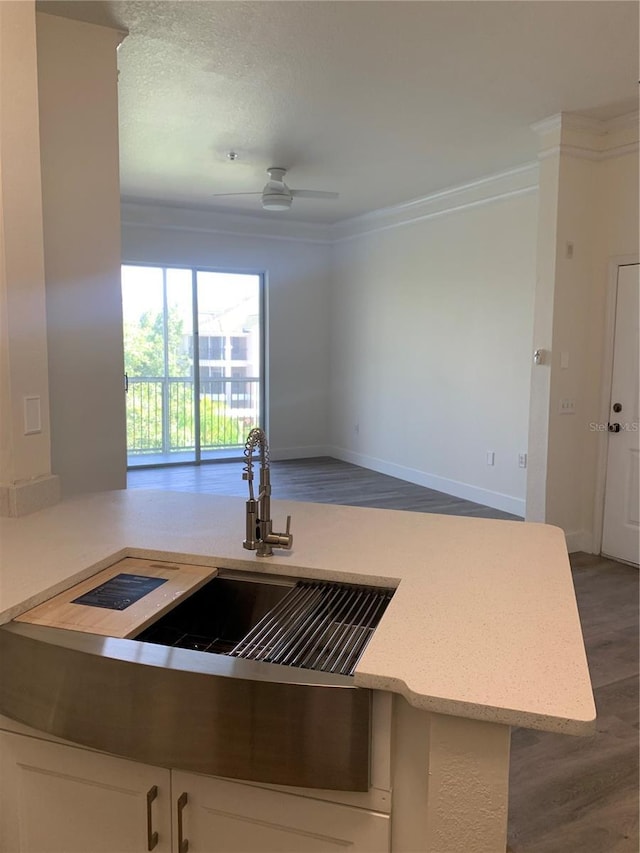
top-left (229, 580), bottom-right (393, 676)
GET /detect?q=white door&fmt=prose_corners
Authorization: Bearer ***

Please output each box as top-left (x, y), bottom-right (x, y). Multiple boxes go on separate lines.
top-left (172, 772), bottom-right (390, 853)
top-left (0, 732), bottom-right (172, 853)
top-left (602, 263), bottom-right (640, 566)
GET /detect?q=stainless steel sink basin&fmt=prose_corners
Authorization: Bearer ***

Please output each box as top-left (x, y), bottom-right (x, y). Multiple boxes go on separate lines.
top-left (0, 568), bottom-right (394, 791)
top-left (135, 572), bottom-right (393, 677)
top-left (135, 573), bottom-right (295, 655)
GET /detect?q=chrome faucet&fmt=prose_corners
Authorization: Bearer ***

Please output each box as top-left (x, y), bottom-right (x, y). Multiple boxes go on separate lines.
top-left (242, 428), bottom-right (293, 557)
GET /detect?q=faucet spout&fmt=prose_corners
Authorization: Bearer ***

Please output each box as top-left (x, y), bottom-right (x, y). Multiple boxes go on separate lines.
top-left (242, 428), bottom-right (293, 557)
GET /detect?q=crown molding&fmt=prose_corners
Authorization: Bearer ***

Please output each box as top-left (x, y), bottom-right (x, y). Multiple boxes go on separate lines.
top-left (559, 113), bottom-right (609, 135)
top-left (530, 114), bottom-right (563, 136)
top-left (329, 163), bottom-right (539, 242)
top-left (120, 199), bottom-right (334, 244)
top-left (120, 107), bottom-right (636, 245)
top-left (122, 164), bottom-right (541, 246)
top-left (604, 110), bottom-right (639, 132)
top-left (532, 110), bottom-right (639, 136)
top-left (37, 7), bottom-right (128, 45)
top-left (533, 110), bottom-right (639, 162)
top-left (538, 141), bottom-right (639, 162)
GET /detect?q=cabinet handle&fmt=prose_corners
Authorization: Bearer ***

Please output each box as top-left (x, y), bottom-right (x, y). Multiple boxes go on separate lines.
top-left (177, 791), bottom-right (189, 853)
top-left (146, 785), bottom-right (158, 851)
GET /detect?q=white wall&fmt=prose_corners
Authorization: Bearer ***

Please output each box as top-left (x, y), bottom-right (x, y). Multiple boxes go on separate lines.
top-left (121, 204), bottom-right (332, 458)
top-left (529, 114), bottom-right (639, 551)
top-left (545, 152), bottom-right (601, 541)
top-left (37, 12), bottom-right (126, 497)
top-left (526, 152), bottom-right (560, 524)
top-left (328, 185), bottom-right (538, 516)
top-left (600, 152), bottom-right (640, 258)
top-left (120, 131), bottom-right (637, 540)
top-left (0, 1), bottom-right (58, 516)
top-left (547, 148), bottom-right (638, 551)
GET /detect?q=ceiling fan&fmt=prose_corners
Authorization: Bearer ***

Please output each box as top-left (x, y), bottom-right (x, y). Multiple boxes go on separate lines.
top-left (214, 167), bottom-right (339, 211)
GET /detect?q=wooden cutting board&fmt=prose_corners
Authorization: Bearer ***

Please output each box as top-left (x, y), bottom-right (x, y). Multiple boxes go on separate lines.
top-left (15, 557), bottom-right (217, 638)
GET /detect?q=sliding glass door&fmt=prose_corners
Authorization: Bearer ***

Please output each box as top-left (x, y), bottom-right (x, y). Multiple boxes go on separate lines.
top-left (195, 271), bottom-right (262, 462)
top-left (122, 265), bottom-right (262, 468)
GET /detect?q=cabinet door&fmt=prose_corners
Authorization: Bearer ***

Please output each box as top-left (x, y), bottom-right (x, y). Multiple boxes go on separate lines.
top-left (0, 732), bottom-right (171, 853)
top-left (172, 772), bottom-right (390, 853)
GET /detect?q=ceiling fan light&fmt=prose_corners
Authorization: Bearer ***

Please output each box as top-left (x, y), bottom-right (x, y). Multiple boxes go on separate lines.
top-left (262, 193), bottom-right (292, 211)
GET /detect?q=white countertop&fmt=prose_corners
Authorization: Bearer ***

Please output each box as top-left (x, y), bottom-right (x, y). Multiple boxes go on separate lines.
top-left (0, 489), bottom-right (595, 735)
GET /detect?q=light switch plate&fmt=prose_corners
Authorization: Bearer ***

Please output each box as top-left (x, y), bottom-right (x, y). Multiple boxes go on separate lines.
top-left (24, 396), bottom-right (42, 435)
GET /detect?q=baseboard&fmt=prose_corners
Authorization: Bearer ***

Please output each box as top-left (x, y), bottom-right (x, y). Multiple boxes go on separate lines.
top-left (564, 529), bottom-right (595, 554)
top-left (270, 445), bottom-right (330, 461)
top-left (0, 474), bottom-right (61, 518)
top-left (328, 446), bottom-right (525, 517)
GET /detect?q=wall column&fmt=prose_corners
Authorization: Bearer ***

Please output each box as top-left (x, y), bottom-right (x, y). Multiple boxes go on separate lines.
top-left (527, 112), bottom-right (639, 551)
top-left (525, 130), bottom-right (560, 524)
top-left (0, 1), bottom-right (59, 516)
top-left (37, 11), bottom-right (127, 497)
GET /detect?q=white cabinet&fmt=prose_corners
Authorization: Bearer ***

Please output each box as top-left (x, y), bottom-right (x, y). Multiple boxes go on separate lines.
top-left (0, 731), bottom-right (389, 853)
top-left (0, 732), bottom-right (172, 853)
top-left (172, 771), bottom-right (390, 853)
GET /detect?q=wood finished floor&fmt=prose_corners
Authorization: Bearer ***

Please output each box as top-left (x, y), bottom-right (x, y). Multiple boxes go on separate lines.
top-left (127, 456), bottom-right (523, 519)
top-left (128, 458), bottom-right (638, 853)
top-left (508, 552), bottom-right (638, 853)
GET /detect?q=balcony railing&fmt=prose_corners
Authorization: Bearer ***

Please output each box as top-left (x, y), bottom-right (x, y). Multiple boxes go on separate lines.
top-left (127, 377), bottom-right (260, 459)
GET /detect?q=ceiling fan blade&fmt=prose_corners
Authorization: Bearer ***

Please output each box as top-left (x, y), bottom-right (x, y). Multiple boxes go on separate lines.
top-left (290, 190), bottom-right (339, 199)
top-left (211, 192), bottom-right (262, 198)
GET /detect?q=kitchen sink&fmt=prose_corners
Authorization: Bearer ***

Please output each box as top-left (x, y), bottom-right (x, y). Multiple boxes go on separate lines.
top-left (135, 571), bottom-right (393, 677)
top-left (136, 574), bottom-right (294, 655)
top-left (0, 563), bottom-right (394, 790)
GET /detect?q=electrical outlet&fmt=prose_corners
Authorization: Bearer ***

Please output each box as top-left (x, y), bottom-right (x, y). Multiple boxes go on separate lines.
top-left (559, 399), bottom-right (576, 414)
top-left (486, 451), bottom-right (495, 466)
top-left (518, 453), bottom-right (527, 469)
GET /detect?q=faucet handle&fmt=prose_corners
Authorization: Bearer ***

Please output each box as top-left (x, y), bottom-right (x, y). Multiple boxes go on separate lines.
top-left (281, 515), bottom-right (292, 547)
top-left (264, 515), bottom-right (293, 551)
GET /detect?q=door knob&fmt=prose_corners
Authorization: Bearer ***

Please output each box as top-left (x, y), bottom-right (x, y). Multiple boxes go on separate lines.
top-left (613, 402), bottom-right (622, 413)
top-left (608, 423), bottom-right (621, 433)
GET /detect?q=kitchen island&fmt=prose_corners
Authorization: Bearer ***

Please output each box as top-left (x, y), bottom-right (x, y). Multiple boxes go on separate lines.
top-left (0, 490), bottom-right (595, 852)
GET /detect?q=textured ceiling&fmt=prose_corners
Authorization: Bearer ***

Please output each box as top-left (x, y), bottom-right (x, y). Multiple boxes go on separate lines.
top-left (38, 1), bottom-right (639, 224)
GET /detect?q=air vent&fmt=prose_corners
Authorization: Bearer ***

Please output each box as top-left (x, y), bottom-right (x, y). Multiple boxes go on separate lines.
top-left (229, 580), bottom-right (393, 677)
